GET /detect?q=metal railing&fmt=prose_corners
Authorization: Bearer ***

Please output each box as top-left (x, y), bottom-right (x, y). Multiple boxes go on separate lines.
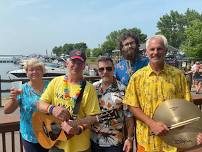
top-left (0, 75), bottom-right (100, 152)
top-left (0, 75), bottom-right (100, 107)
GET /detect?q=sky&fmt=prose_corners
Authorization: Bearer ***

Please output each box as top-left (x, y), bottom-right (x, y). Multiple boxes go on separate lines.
top-left (0, 0), bottom-right (202, 55)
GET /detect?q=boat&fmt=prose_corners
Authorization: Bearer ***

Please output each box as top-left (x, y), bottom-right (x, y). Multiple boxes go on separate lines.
top-left (7, 65), bottom-right (66, 79)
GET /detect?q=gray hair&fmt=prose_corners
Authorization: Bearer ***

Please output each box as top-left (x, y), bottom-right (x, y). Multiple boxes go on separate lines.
top-left (146, 35), bottom-right (168, 50)
top-left (97, 56), bottom-right (114, 66)
top-left (23, 58), bottom-right (46, 74)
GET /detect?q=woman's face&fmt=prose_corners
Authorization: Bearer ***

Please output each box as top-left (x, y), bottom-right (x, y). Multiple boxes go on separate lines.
top-left (26, 66), bottom-right (44, 80)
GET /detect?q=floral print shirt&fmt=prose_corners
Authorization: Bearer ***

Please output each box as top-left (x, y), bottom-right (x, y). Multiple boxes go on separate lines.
top-left (114, 56), bottom-right (149, 86)
top-left (124, 64), bottom-right (191, 152)
top-left (91, 79), bottom-right (133, 147)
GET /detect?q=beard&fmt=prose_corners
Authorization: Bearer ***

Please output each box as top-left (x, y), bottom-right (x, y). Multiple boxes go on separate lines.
top-left (102, 77), bottom-right (111, 82)
top-left (121, 48), bottom-right (136, 60)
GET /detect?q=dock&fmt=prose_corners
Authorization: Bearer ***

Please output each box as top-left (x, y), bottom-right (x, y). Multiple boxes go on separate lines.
top-left (0, 57), bottom-right (14, 63)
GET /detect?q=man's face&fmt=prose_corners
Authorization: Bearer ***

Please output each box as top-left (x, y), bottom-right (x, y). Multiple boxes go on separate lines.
top-left (146, 38), bottom-right (166, 65)
top-left (66, 59), bottom-right (85, 75)
top-left (98, 60), bottom-right (114, 82)
top-left (121, 37), bottom-right (138, 60)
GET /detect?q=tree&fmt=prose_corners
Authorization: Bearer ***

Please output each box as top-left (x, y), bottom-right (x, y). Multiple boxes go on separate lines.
top-left (184, 9), bottom-right (202, 27)
top-left (52, 46), bottom-right (63, 56)
top-left (52, 42), bottom-right (88, 56)
top-left (91, 48), bottom-right (103, 57)
top-left (73, 42), bottom-right (87, 52)
top-left (180, 20), bottom-right (202, 58)
top-left (63, 43), bottom-right (74, 54)
top-left (157, 9), bottom-right (202, 48)
top-left (157, 10), bottom-right (186, 48)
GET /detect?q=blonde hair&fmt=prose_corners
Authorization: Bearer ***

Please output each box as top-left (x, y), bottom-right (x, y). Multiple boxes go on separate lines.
top-left (23, 58), bottom-right (46, 74)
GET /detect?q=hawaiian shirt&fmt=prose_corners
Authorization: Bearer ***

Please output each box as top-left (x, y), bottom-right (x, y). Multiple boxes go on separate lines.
top-left (17, 80), bottom-right (49, 143)
top-left (91, 79), bottom-right (133, 147)
top-left (114, 56), bottom-right (149, 86)
top-left (123, 64), bottom-right (191, 152)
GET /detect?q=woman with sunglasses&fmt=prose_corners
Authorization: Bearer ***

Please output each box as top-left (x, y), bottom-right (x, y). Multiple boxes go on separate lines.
top-left (91, 56), bottom-right (134, 152)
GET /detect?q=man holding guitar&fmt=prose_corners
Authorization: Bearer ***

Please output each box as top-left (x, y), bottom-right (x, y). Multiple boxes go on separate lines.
top-left (37, 50), bottom-right (101, 152)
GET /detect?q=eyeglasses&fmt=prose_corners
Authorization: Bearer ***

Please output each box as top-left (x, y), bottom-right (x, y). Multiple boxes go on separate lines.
top-left (123, 41), bottom-right (136, 48)
top-left (98, 67), bottom-right (113, 72)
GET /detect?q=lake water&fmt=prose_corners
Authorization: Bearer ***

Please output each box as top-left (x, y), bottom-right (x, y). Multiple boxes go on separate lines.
top-left (0, 63), bottom-right (20, 97)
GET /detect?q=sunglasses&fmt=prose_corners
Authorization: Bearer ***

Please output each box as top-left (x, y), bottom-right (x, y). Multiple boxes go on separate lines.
top-left (98, 66), bottom-right (113, 72)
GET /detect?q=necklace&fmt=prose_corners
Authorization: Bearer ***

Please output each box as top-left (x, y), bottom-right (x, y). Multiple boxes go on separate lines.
top-left (126, 60), bottom-right (133, 77)
top-left (63, 75), bottom-right (82, 102)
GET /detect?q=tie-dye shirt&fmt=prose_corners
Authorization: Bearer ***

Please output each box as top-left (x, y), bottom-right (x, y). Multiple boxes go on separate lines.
top-left (18, 80), bottom-right (49, 143)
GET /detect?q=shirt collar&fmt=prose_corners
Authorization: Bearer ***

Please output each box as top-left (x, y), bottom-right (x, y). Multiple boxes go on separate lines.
top-left (147, 63), bottom-right (169, 76)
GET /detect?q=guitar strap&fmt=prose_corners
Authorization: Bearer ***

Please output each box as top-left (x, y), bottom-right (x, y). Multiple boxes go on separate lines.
top-left (71, 80), bottom-right (86, 120)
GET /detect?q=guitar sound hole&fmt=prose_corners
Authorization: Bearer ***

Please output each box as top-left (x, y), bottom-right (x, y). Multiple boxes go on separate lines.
top-left (49, 122), bottom-right (61, 141)
top-left (42, 122), bottom-right (49, 137)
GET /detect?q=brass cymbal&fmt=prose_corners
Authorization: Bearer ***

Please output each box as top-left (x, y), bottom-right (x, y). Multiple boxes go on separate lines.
top-left (153, 99), bottom-right (202, 149)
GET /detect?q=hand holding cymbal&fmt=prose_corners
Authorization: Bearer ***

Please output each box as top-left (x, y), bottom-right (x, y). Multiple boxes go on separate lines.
top-left (153, 99), bottom-right (202, 149)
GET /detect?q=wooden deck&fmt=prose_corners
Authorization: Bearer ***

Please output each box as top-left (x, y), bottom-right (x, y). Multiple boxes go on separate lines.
top-left (0, 108), bottom-right (23, 152)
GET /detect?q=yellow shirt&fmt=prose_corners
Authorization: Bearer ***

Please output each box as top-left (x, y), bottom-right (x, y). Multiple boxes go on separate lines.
top-left (40, 76), bottom-right (101, 152)
top-left (124, 64), bottom-right (191, 152)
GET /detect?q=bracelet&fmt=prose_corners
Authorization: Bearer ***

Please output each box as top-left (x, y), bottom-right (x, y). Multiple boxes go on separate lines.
top-left (79, 125), bottom-right (85, 131)
top-left (47, 105), bottom-right (51, 113)
top-left (76, 125), bottom-right (84, 135)
top-left (48, 105), bottom-right (55, 114)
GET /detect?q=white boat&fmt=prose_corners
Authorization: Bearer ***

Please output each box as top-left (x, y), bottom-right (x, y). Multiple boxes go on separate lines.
top-left (7, 66), bottom-right (66, 78)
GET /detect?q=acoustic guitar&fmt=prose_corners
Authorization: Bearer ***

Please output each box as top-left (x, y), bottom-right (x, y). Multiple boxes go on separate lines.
top-left (32, 109), bottom-right (119, 149)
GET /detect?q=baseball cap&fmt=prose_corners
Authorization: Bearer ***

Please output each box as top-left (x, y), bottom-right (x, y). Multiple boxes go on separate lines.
top-left (69, 50), bottom-right (86, 62)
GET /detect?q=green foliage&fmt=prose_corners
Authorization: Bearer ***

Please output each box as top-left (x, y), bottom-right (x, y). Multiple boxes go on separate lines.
top-left (185, 9), bottom-right (202, 26)
top-left (51, 27), bottom-right (146, 57)
top-left (180, 20), bottom-right (202, 58)
top-left (52, 42), bottom-right (87, 56)
top-left (157, 9), bottom-right (202, 49)
top-left (91, 48), bottom-right (103, 57)
top-left (100, 28), bottom-right (147, 55)
top-left (157, 10), bottom-right (186, 48)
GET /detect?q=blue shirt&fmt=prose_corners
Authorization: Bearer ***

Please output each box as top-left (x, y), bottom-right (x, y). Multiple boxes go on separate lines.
top-left (17, 80), bottom-right (49, 143)
top-left (114, 56), bottom-right (149, 85)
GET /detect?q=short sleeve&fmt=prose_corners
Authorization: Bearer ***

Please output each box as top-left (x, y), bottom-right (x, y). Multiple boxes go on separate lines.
top-left (123, 76), bottom-right (140, 107)
top-left (82, 82), bottom-right (101, 115)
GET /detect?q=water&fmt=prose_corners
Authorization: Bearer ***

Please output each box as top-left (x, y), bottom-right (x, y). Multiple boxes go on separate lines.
top-left (0, 63), bottom-right (20, 97)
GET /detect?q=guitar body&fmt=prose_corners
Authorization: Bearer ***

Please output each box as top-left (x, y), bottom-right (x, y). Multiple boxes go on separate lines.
top-left (32, 109), bottom-right (119, 149)
top-left (32, 112), bottom-right (67, 149)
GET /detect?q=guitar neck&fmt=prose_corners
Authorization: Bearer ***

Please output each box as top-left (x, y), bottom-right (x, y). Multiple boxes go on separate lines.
top-left (69, 115), bottom-right (99, 127)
